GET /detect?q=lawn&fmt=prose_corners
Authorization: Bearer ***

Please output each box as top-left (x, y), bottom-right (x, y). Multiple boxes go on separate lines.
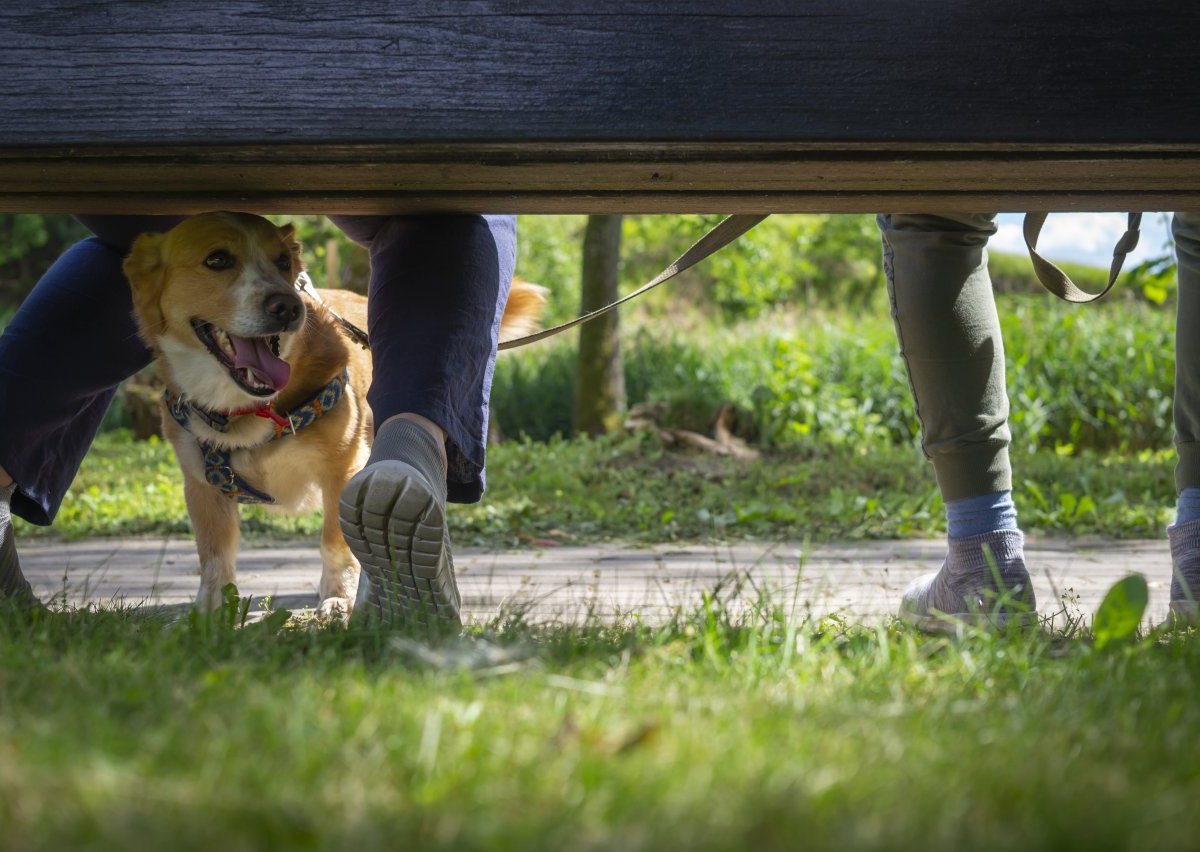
top-left (14, 428), bottom-right (1177, 545)
top-left (4, 288), bottom-right (1194, 851)
top-left (1, 591), bottom-right (1195, 851)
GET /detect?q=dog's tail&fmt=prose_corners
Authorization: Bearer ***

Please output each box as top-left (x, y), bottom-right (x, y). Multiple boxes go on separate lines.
top-left (498, 278), bottom-right (549, 342)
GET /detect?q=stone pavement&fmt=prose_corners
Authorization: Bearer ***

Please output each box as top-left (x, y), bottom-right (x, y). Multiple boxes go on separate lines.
top-left (17, 535), bottom-right (1177, 627)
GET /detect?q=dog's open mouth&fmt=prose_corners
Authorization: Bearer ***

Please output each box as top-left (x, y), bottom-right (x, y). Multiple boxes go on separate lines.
top-left (192, 319), bottom-right (290, 397)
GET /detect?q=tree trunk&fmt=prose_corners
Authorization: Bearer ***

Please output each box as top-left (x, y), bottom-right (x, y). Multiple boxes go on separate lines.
top-left (573, 214), bottom-right (626, 437)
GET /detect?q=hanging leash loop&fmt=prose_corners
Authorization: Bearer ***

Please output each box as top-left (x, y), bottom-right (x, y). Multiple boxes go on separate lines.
top-left (1023, 211), bottom-right (1143, 303)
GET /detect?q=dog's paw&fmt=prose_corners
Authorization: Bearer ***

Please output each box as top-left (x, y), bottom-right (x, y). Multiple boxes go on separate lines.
top-left (194, 584), bottom-right (227, 612)
top-left (316, 595), bottom-right (353, 620)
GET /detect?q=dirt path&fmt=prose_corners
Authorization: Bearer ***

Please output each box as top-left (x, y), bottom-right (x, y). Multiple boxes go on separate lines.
top-left (17, 535), bottom-right (1174, 627)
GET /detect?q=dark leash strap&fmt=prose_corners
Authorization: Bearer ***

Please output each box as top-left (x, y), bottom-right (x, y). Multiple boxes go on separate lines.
top-left (499, 214), bottom-right (769, 350)
top-left (1023, 211), bottom-right (1143, 303)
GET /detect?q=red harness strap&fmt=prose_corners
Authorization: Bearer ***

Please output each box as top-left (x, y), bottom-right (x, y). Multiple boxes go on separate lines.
top-left (222, 403), bottom-right (292, 437)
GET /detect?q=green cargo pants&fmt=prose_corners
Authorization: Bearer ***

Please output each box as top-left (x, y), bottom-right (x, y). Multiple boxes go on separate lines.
top-left (879, 212), bottom-right (1200, 501)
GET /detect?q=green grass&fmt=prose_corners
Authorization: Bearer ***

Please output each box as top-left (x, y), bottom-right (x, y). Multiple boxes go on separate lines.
top-left (1, 594), bottom-right (1197, 851)
top-left (15, 428), bottom-right (1176, 545)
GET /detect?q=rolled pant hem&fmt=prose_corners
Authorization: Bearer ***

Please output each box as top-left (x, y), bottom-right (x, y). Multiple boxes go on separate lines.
top-left (931, 446), bottom-right (1013, 503)
top-left (1176, 441), bottom-right (1200, 493)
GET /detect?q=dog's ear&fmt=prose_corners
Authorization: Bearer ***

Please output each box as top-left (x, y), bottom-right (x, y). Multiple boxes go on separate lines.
top-left (277, 222), bottom-right (305, 280)
top-left (123, 232), bottom-right (168, 347)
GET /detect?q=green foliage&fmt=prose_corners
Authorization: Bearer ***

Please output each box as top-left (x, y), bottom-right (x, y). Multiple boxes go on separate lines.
top-left (266, 214), bottom-right (370, 292)
top-left (0, 214), bottom-right (53, 266)
top-left (513, 214), bottom-right (885, 324)
top-left (619, 214), bottom-right (885, 318)
top-left (513, 215), bottom-right (588, 325)
top-left (1127, 251), bottom-right (1179, 306)
top-left (494, 294), bottom-right (1175, 455)
top-left (1000, 297), bottom-right (1174, 453)
top-left (0, 214), bottom-right (89, 306)
top-left (987, 248), bottom-right (1113, 296)
top-left (1092, 574), bottom-right (1150, 650)
top-left (2, 594), bottom-right (1200, 850)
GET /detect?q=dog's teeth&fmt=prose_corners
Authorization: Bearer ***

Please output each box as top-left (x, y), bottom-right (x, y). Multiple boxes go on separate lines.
top-left (238, 368), bottom-right (269, 391)
top-left (214, 327), bottom-right (235, 358)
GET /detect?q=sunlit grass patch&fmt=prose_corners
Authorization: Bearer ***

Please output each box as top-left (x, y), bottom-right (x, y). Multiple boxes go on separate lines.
top-left (0, 585), bottom-right (1196, 851)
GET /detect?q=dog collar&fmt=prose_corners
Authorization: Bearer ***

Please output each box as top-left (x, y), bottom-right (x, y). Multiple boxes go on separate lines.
top-left (164, 369), bottom-right (350, 505)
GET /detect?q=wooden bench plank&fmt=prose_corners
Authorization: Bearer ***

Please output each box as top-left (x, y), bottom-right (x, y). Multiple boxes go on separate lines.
top-left (3, 144), bottom-right (1200, 214)
top-left (1, 3), bottom-right (1196, 213)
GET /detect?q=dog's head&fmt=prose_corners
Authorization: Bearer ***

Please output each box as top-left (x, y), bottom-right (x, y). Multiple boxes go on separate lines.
top-left (125, 212), bottom-right (306, 409)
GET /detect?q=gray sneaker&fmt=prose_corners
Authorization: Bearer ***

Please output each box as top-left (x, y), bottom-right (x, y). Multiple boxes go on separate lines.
top-left (0, 482), bottom-right (38, 608)
top-left (1167, 518), bottom-right (1200, 626)
top-left (899, 529), bottom-right (1037, 633)
top-left (339, 420), bottom-right (461, 629)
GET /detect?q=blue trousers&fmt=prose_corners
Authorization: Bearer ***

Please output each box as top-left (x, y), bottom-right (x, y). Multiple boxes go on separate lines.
top-left (0, 214), bottom-right (516, 525)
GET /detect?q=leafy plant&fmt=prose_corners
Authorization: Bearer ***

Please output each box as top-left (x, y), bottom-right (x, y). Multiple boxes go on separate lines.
top-left (1092, 574), bottom-right (1150, 649)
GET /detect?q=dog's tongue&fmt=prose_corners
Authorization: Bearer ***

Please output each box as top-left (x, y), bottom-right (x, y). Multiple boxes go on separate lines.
top-left (231, 334), bottom-right (290, 389)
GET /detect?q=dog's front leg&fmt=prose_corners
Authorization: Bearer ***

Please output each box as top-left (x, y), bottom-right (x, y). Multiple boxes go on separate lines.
top-left (184, 476), bottom-right (242, 611)
top-left (317, 478), bottom-right (359, 619)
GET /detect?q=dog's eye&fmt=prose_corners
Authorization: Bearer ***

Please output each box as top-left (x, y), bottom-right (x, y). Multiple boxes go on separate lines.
top-left (205, 250), bottom-right (236, 271)
top-left (276, 252), bottom-right (293, 273)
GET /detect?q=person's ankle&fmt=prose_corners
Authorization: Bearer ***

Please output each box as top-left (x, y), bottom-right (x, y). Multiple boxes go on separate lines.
top-left (378, 414), bottom-right (447, 471)
top-left (1171, 487), bottom-right (1200, 528)
top-left (945, 528), bottom-right (1028, 576)
top-left (945, 490), bottom-right (1018, 541)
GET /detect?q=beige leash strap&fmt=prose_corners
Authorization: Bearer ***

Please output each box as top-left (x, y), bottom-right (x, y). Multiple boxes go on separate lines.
top-left (498, 213), bottom-right (769, 350)
top-left (1023, 211), bottom-right (1143, 303)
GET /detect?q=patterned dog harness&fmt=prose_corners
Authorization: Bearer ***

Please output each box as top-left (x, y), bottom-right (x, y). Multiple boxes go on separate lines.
top-left (164, 369), bottom-right (349, 505)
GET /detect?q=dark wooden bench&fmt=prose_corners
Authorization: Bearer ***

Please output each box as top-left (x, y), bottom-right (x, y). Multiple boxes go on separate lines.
top-left (0, 3), bottom-right (1196, 216)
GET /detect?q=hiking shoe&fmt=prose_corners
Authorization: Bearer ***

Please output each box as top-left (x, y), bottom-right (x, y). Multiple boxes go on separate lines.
top-left (1168, 518), bottom-right (1200, 626)
top-left (339, 420), bottom-right (461, 629)
top-left (899, 529), bottom-right (1037, 633)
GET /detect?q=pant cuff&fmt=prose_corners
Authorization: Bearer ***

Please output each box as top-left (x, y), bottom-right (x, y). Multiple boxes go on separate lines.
top-left (1177, 441), bottom-right (1200, 493)
top-left (931, 443), bottom-right (1012, 503)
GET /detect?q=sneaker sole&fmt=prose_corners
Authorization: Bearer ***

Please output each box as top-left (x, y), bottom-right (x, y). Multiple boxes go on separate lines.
top-left (1168, 600), bottom-right (1198, 627)
top-left (338, 460), bottom-right (461, 628)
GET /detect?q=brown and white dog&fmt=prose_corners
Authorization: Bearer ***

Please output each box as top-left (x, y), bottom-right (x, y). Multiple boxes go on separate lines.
top-left (124, 212), bottom-right (543, 616)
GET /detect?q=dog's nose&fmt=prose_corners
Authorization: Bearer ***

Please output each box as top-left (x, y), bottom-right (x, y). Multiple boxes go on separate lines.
top-left (263, 291), bottom-right (303, 328)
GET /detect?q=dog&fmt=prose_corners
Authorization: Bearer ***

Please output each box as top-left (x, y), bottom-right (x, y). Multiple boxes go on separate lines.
top-left (124, 211), bottom-right (544, 616)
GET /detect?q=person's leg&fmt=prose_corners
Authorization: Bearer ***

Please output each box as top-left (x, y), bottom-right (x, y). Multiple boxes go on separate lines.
top-left (330, 214), bottom-right (516, 628)
top-left (0, 215), bottom-right (181, 603)
top-left (878, 212), bottom-right (1035, 631)
top-left (0, 479), bottom-right (34, 604)
top-left (1168, 212), bottom-right (1200, 623)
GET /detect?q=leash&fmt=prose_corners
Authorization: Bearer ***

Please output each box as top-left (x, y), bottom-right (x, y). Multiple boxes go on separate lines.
top-left (296, 271), bottom-right (372, 350)
top-left (311, 209), bottom-right (1133, 351)
top-left (498, 214), bottom-right (768, 350)
top-left (310, 215), bottom-right (768, 352)
top-left (1023, 211), bottom-right (1143, 303)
